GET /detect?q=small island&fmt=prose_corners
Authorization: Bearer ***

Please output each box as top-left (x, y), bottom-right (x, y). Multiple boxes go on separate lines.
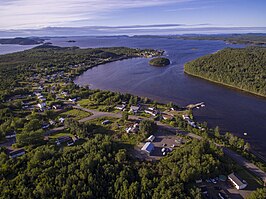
top-left (149, 57), bottom-right (170, 67)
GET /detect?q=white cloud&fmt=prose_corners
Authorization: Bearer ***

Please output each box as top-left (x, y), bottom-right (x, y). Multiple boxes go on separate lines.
top-left (0, 0), bottom-right (192, 29)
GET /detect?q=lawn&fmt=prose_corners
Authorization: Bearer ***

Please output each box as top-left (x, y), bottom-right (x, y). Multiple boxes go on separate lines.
top-left (49, 132), bottom-right (74, 139)
top-left (60, 109), bottom-right (92, 120)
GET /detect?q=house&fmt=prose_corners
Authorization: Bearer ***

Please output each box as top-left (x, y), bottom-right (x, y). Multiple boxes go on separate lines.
top-left (9, 149), bottom-right (25, 158)
top-left (162, 113), bottom-right (173, 120)
top-left (126, 123), bottom-right (139, 133)
top-left (52, 104), bottom-right (62, 110)
top-left (56, 136), bottom-right (72, 145)
top-left (37, 103), bottom-right (46, 109)
top-left (129, 106), bottom-right (140, 114)
top-left (144, 110), bottom-right (157, 116)
top-left (68, 98), bottom-right (77, 103)
top-left (5, 131), bottom-right (16, 139)
top-left (147, 135), bottom-right (155, 142)
top-left (228, 173), bottom-right (248, 190)
top-left (67, 141), bottom-right (74, 146)
top-left (102, 120), bottom-right (111, 125)
top-left (182, 114), bottom-right (197, 128)
top-left (42, 123), bottom-right (50, 129)
top-left (141, 142), bottom-right (154, 154)
top-left (49, 120), bottom-right (56, 125)
top-left (58, 117), bottom-right (65, 123)
top-left (188, 120), bottom-right (197, 128)
top-left (115, 104), bottom-right (126, 111)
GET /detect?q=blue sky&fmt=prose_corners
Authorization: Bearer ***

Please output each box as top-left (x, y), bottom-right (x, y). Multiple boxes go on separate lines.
top-left (0, 0), bottom-right (265, 34)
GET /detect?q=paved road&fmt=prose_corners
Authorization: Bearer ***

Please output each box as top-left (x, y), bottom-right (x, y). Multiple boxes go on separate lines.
top-left (5, 105), bottom-right (264, 185)
top-left (74, 105), bottom-right (139, 122)
top-left (75, 106), bottom-right (266, 185)
top-left (223, 147), bottom-right (266, 185)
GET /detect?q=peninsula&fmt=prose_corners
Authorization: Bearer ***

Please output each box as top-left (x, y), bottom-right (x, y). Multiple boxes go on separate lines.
top-left (184, 46), bottom-right (266, 97)
top-left (0, 37), bottom-right (45, 45)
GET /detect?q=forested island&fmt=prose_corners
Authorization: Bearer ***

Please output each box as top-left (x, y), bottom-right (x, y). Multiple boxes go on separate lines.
top-left (0, 45), bottom-right (265, 198)
top-left (0, 37), bottom-right (45, 45)
top-left (184, 47), bottom-right (266, 97)
top-left (149, 57), bottom-right (170, 67)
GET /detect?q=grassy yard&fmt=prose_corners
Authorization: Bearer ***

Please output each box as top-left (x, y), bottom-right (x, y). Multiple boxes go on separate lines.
top-left (61, 109), bottom-right (92, 120)
top-left (78, 99), bottom-right (115, 112)
top-left (49, 132), bottom-right (74, 139)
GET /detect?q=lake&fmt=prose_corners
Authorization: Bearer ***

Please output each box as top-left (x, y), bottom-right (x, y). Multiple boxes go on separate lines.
top-left (1, 36), bottom-right (266, 156)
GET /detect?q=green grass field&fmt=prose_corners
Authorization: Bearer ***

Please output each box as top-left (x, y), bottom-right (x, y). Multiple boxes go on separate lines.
top-left (60, 109), bottom-right (92, 120)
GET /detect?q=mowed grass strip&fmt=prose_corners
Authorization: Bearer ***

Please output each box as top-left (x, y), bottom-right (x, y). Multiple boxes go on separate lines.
top-left (61, 109), bottom-right (92, 120)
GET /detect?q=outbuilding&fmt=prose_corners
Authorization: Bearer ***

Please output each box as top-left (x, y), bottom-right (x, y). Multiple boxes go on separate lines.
top-left (228, 173), bottom-right (248, 190)
top-left (147, 135), bottom-right (155, 142)
top-left (9, 149), bottom-right (25, 158)
top-left (141, 142), bottom-right (154, 154)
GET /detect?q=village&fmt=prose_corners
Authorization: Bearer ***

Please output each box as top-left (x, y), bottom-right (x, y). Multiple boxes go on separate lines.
top-left (0, 46), bottom-right (265, 199)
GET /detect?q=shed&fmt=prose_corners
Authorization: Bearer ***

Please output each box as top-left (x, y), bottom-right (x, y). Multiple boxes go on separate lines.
top-left (9, 149), bottom-right (25, 158)
top-left (228, 173), bottom-right (248, 190)
top-left (141, 142), bottom-right (154, 154)
top-left (147, 135), bottom-right (155, 142)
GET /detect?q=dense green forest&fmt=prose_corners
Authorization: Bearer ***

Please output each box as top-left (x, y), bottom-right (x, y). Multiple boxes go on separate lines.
top-left (133, 33), bottom-right (266, 45)
top-left (149, 57), bottom-right (170, 67)
top-left (184, 47), bottom-right (266, 97)
top-left (0, 45), bottom-right (264, 198)
top-left (177, 33), bottom-right (266, 45)
top-left (0, 135), bottom-right (228, 199)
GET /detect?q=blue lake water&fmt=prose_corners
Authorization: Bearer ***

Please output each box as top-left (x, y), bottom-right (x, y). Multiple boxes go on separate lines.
top-left (1, 36), bottom-right (266, 156)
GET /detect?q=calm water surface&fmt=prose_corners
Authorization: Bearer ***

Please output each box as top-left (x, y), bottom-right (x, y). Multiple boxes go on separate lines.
top-left (1, 37), bottom-right (266, 156)
top-left (70, 37), bottom-right (266, 156)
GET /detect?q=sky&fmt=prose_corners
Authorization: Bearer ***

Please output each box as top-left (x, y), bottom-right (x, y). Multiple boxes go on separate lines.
top-left (0, 0), bottom-right (265, 35)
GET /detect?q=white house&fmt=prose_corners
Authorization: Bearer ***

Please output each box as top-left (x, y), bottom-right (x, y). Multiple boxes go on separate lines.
top-left (129, 106), bottom-right (140, 114)
top-left (228, 173), bottom-right (248, 190)
top-left (68, 98), bottom-right (77, 103)
top-left (147, 135), bottom-right (155, 142)
top-left (115, 104), bottom-right (126, 111)
top-left (58, 117), bottom-right (65, 123)
top-left (37, 103), bottom-right (46, 109)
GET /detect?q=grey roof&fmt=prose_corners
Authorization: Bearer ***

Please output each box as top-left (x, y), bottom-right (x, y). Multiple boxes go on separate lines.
top-left (228, 173), bottom-right (246, 186)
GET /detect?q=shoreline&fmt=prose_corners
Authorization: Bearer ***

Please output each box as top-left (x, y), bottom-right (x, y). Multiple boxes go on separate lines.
top-left (184, 70), bottom-right (266, 99)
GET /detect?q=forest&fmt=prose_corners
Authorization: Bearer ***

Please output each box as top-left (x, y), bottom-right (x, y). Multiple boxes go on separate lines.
top-left (184, 47), bottom-right (266, 97)
top-left (0, 135), bottom-right (229, 199)
top-left (0, 44), bottom-right (264, 198)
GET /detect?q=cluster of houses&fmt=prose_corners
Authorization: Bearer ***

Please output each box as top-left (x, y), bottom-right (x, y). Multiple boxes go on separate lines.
top-left (126, 123), bottom-right (139, 133)
top-left (137, 49), bottom-right (164, 58)
top-left (182, 115), bottom-right (197, 128)
top-left (116, 103), bottom-right (175, 121)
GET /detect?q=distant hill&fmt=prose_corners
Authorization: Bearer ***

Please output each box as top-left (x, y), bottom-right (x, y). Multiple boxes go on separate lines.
top-left (0, 37), bottom-right (44, 45)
